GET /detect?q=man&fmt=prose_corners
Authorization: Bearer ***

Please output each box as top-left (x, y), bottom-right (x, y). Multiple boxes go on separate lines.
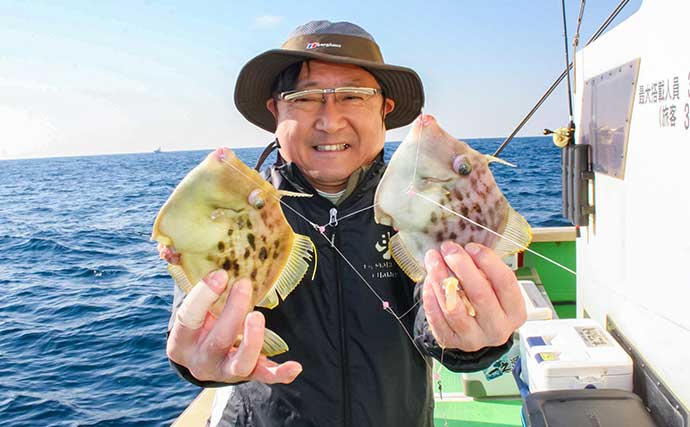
top-left (165, 20), bottom-right (525, 426)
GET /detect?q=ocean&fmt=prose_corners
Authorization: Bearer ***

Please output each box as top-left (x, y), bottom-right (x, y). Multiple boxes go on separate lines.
top-left (0, 137), bottom-right (568, 426)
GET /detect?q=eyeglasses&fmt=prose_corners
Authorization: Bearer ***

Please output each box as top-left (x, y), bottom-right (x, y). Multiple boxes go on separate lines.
top-left (276, 87), bottom-right (382, 112)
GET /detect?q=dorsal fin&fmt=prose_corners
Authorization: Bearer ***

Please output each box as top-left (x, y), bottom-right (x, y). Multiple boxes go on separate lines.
top-left (167, 264), bottom-right (194, 293)
top-left (485, 155), bottom-right (517, 168)
top-left (278, 190), bottom-right (313, 198)
top-left (389, 233), bottom-right (426, 282)
top-left (271, 233), bottom-right (315, 301)
top-left (493, 206), bottom-right (532, 257)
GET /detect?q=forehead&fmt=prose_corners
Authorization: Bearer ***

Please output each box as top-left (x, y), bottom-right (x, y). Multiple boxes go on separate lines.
top-left (295, 60), bottom-right (379, 88)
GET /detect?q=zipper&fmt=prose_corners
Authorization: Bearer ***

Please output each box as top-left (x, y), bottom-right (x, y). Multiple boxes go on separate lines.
top-left (330, 211), bottom-right (351, 427)
top-left (328, 207), bottom-right (339, 228)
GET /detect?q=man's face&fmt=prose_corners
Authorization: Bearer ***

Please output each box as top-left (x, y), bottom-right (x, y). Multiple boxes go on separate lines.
top-left (266, 61), bottom-right (395, 192)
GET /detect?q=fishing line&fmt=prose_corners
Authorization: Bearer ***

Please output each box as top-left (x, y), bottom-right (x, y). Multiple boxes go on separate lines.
top-left (412, 190), bottom-right (576, 276)
top-left (333, 202), bottom-right (380, 223)
top-left (410, 108), bottom-right (425, 189)
top-left (218, 156), bottom-right (433, 368)
top-left (313, 226), bottom-right (433, 370)
top-left (492, 0), bottom-right (631, 157)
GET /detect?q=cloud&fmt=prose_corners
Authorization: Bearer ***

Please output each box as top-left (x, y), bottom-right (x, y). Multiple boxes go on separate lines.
top-left (253, 15), bottom-right (284, 29)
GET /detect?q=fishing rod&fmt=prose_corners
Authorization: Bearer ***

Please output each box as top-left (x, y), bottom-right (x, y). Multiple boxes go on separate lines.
top-left (561, 0), bottom-right (575, 124)
top-left (493, 0), bottom-right (631, 157)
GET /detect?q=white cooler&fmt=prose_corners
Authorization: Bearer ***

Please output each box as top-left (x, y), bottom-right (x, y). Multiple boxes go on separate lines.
top-left (462, 280), bottom-right (554, 397)
top-left (519, 318), bottom-right (633, 393)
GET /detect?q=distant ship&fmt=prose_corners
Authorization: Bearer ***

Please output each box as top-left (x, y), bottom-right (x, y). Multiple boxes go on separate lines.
top-left (153, 147), bottom-right (162, 153)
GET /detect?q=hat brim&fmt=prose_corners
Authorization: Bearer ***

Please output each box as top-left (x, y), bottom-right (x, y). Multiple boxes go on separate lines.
top-left (234, 49), bottom-right (424, 132)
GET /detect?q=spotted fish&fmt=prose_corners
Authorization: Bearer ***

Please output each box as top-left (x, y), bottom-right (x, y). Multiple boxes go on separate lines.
top-left (374, 114), bottom-right (532, 283)
top-left (151, 147), bottom-right (315, 356)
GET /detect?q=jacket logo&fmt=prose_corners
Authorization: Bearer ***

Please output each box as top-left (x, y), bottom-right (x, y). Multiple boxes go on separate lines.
top-left (375, 232), bottom-right (392, 260)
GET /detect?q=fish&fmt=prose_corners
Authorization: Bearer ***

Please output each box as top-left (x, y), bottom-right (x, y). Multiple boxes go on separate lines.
top-left (374, 114), bottom-right (532, 287)
top-left (151, 147), bottom-right (315, 356)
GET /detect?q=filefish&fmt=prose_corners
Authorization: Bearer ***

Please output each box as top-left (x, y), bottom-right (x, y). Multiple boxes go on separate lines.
top-left (151, 147), bottom-right (315, 356)
top-left (374, 114), bottom-right (532, 284)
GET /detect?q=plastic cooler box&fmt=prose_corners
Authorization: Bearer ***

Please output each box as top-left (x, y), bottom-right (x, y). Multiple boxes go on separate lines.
top-left (462, 280), bottom-right (554, 397)
top-left (519, 318), bottom-right (632, 393)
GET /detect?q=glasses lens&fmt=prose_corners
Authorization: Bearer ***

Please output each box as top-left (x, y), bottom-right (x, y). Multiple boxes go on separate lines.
top-left (281, 88), bottom-right (378, 111)
top-left (334, 90), bottom-right (371, 105)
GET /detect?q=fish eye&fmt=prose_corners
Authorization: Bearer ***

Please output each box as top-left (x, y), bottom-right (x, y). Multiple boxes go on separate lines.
top-left (453, 155), bottom-right (472, 176)
top-left (248, 189), bottom-right (265, 209)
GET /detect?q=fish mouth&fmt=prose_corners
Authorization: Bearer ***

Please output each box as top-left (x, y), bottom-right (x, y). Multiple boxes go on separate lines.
top-left (314, 144), bottom-right (350, 152)
top-left (419, 176), bottom-right (453, 184)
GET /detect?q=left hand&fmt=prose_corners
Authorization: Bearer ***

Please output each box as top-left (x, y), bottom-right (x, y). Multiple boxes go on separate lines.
top-left (422, 241), bottom-right (526, 352)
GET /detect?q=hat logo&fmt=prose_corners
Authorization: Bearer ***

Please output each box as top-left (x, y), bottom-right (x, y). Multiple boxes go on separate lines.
top-left (306, 41), bottom-right (342, 49)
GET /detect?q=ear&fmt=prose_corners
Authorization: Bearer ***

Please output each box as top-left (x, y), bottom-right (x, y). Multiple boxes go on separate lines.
top-left (266, 98), bottom-right (278, 119)
top-left (383, 98), bottom-right (395, 118)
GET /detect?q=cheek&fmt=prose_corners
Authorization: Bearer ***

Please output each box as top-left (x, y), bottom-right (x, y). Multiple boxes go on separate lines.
top-left (275, 120), bottom-right (308, 160)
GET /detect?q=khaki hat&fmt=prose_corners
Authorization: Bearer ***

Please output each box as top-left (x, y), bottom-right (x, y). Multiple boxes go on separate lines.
top-left (234, 20), bottom-right (424, 132)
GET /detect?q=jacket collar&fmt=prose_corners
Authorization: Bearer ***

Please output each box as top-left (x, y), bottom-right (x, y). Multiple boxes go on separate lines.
top-left (275, 151), bottom-right (387, 206)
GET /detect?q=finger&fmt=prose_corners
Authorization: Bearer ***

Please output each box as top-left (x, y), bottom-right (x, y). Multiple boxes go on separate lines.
top-left (422, 277), bottom-right (454, 347)
top-left (465, 243), bottom-right (526, 327)
top-left (225, 311), bottom-right (265, 378)
top-left (176, 270), bottom-right (228, 330)
top-left (425, 249), bottom-right (477, 332)
top-left (202, 278), bottom-right (254, 358)
top-left (440, 241), bottom-right (502, 319)
top-left (424, 249), bottom-right (450, 309)
top-left (251, 358), bottom-right (303, 384)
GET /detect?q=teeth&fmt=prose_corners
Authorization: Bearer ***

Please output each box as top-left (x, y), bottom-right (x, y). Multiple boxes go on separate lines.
top-left (315, 144), bottom-right (348, 152)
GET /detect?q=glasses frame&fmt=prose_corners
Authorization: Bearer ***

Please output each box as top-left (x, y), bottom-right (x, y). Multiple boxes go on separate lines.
top-left (277, 87), bottom-right (382, 104)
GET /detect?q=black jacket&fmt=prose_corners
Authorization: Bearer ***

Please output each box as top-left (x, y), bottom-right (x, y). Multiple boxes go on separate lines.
top-left (170, 152), bottom-right (511, 426)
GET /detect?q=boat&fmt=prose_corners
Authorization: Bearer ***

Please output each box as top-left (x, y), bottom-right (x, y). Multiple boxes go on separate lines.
top-left (154, 147), bottom-right (162, 153)
top-left (172, 0), bottom-right (690, 425)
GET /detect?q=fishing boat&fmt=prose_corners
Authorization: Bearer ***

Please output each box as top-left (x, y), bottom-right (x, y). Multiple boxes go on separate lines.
top-left (154, 147), bottom-right (162, 154)
top-left (172, 0), bottom-right (689, 425)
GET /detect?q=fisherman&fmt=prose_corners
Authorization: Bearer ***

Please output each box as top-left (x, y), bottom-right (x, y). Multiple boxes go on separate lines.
top-left (164, 20), bottom-right (526, 426)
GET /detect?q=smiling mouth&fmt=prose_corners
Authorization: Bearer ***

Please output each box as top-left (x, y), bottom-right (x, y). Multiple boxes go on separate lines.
top-left (314, 144), bottom-right (350, 152)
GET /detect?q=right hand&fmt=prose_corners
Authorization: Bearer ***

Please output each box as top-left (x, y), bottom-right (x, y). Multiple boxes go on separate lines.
top-left (166, 267), bottom-right (303, 384)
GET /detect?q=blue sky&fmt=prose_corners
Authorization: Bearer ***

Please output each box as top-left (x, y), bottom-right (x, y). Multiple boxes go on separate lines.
top-left (0, 0), bottom-right (641, 159)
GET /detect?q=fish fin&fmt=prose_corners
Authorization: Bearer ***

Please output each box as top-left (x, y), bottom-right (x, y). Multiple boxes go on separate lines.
top-left (278, 190), bottom-right (313, 198)
top-left (485, 155), bottom-right (517, 168)
top-left (390, 233), bottom-right (426, 282)
top-left (167, 264), bottom-right (195, 294)
top-left (256, 289), bottom-right (279, 309)
top-left (273, 233), bottom-right (315, 300)
top-left (493, 206), bottom-right (533, 257)
top-left (262, 328), bottom-right (289, 356)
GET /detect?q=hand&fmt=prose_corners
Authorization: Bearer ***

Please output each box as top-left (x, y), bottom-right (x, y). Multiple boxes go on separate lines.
top-left (422, 241), bottom-right (526, 352)
top-left (166, 269), bottom-right (303, 384)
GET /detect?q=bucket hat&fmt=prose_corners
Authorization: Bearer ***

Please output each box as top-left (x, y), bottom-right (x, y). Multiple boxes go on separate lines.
top-left (234, 20), bottom-right (424, 132)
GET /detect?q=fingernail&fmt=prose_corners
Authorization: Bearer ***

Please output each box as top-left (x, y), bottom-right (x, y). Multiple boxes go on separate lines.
top-left (205, 270), bottom-right (228, 294)
top-left (465, 243), bottom-right (481, 256)
top-left (289, 366), bottom-right (303, 377)
top-left (424, 250), bottom-right (439, 267)
top-left (247, 312), bottom-right (264, 328)
top-left (440, 241), bottom-right (460, 256)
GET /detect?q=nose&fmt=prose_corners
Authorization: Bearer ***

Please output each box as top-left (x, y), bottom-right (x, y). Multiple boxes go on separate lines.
top-left (314, 96), bottom-right (347, 133)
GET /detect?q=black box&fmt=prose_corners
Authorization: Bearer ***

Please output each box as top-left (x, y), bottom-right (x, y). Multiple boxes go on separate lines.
top-left (523, 389), bottom-right (657, 427)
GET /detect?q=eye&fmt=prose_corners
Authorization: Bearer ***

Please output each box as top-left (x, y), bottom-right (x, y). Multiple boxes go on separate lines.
top-left (339, 93), bottom-right (366, 102)
top-left (453, 155), bottom-right (472, 176)
top-left (293, 95), bottom-right (320, 104)
top-left (248, 189), bottom-right (265, 209)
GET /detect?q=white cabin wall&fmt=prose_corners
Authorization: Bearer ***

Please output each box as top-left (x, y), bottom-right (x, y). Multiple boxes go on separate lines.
top-left (574, 0), bottom-right (690, 406)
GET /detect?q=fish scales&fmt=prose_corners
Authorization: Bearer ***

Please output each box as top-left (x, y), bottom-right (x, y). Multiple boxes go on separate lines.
top-left (374, 115), bottom-right (531, 283)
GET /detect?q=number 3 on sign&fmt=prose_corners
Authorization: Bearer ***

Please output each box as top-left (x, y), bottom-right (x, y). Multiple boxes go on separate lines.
top-left (685, 103), bottom-right (689, 130)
